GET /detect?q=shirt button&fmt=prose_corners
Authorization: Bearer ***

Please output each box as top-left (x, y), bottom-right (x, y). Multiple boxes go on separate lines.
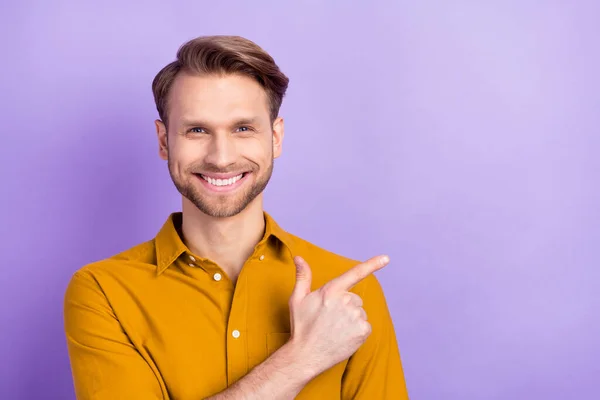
top-left (259, 255), bottom-right (265, 261)
top-left (188, 263), bottom-right (195, 267)
top-left (232, 330), bottom-right (240, 338)
top-left (213, 272), bottom-right (222, 281)
top-left (189, 255), bottom-right (196, 262)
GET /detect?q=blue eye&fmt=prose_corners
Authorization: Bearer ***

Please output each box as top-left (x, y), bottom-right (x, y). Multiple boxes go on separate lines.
top-left (237, 126), bottom-right (250, 132)
top-left (190, 127), bottom-right (205, 133)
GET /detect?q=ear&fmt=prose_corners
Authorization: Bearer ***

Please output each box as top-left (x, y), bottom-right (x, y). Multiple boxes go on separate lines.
top-left (272, 116), bottom-right (284, 159)
top-left (155, 119), bottom-right (168, 160)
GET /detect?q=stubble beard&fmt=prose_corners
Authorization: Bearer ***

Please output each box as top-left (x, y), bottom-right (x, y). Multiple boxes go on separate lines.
top-left (168, 157), bottom-right (274, 218)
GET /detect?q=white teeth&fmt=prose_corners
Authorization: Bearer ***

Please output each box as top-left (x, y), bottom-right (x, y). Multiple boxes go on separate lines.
top-left (201, 173), bottom-right (243, 187)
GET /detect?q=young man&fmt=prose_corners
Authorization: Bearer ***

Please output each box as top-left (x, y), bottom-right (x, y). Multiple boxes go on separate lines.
top-left (64, 35), bottom-right (409, 399)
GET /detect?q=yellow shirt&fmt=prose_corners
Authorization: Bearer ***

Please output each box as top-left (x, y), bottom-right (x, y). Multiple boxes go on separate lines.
top-left (64, 212), bottom-right (409, 399)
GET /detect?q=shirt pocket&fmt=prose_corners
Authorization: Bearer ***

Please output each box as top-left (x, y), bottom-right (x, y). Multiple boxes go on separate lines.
top-left (266, 332), bottom-right (291, 357)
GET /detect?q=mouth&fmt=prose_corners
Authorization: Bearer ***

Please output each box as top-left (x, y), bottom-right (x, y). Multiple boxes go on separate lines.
top-left (194, 172), bottom-right (250, 192)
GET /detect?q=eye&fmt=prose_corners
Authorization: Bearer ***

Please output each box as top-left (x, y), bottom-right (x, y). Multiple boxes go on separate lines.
top-left (189, 127), bottom-right (206, 134)
top-left (236, 126), bottom-right (253, 133)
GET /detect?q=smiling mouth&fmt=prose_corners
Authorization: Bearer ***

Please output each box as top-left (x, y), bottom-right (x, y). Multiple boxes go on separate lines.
top-left (196, 172), bottom-right (248, 187)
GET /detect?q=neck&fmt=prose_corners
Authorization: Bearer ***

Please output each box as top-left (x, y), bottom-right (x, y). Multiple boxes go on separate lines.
top-left (180, 196), bottom-right (266, 283)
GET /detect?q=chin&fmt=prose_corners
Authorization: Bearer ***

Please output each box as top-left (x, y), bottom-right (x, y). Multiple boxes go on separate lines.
top-left (201, 203), bottom-right (243, 218)
top-left (188, 193), bottom-right (255, 219)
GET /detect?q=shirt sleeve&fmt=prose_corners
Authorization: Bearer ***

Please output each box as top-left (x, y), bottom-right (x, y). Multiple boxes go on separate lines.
top-left (341, 274), bottom-right (410, 399)
top-left (63, 270), bottom-right (166, 400)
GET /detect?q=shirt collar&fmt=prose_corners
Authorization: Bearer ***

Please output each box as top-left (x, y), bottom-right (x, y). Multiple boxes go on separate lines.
top-left (154, 211), bottom-right (296, 275)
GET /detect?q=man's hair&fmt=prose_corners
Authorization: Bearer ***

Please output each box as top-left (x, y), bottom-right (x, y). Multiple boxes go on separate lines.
top-left (152, 35), bottom-right (289, 127)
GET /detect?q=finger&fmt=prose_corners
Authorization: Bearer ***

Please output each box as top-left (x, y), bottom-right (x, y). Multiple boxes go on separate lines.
top-left (359, 307), bottom-right (367, 321)
top-left (290, 256), bottom-right (312, 303)
top-left (326, 255), bottom-right (389, 292)
top-left (362, 321), bottom-right (372, 337)
top-left (342, 292), bottom-right (363, 308)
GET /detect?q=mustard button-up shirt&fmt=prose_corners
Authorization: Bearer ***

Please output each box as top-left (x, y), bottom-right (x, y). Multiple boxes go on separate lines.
top-left (64, 212), bottom-right (409, 399)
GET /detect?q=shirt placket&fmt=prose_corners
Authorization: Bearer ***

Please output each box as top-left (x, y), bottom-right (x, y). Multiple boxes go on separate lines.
top-left (226, 264), bottom-right (250, 385)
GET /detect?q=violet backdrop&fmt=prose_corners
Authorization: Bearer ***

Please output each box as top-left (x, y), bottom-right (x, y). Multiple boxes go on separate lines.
top-left (1, 0), bottom-right (598, 399)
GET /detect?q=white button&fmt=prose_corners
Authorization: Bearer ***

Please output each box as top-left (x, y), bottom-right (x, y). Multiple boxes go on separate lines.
top-left (232, 330), bottom-right (240, 338)
top-left (188, 263), bottom-right (195, 267)
top-left (189, 255), bottom-right (196, 262)
top-left (213, 272), bottom-right (222, 281)
top-left (259, 255), bottom-right (265, 261)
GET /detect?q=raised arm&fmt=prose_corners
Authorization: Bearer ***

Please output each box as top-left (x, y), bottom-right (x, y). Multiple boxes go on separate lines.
top-left (206, 254), bottom-right (392, 399)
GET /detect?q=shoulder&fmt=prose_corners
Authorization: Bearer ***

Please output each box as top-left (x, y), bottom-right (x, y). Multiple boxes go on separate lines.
top-left (284, 232), bottom-right (381, 297)
top-left (64, 239), bottom-right (159, 315)
top-left (68, 239), bottom-right (157, 287)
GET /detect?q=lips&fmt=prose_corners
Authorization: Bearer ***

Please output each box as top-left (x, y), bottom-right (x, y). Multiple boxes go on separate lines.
top-left (197, 172), bottom-right (248, 180)
top-left (199, 173), bottom-right (244, 187)
top-left (193, 172), bottom-right (250, 192)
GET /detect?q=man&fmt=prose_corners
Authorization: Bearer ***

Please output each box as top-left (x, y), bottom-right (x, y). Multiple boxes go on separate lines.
top-left (64, 35), bottom-right (409, 399)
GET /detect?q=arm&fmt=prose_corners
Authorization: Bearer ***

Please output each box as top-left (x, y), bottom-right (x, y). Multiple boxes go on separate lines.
top-left (208, 254), bottom-right (397, 399)
top-left (204, 341), bottom-right (315, 400)
top-left (341, 275), bottom-right (410, 399)
top-left (63, 271), bottom-right (165, 399)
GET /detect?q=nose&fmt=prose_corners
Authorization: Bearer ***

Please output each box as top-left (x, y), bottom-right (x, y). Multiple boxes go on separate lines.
top-left (204, 133), bottom-right (238, 170)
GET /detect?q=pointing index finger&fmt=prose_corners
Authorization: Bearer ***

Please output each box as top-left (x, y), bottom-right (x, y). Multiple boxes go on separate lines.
top-left (326, 255), bottom-right (390, 292)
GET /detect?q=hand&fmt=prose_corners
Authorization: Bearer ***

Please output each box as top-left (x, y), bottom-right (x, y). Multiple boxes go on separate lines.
top-left (286, 254), bottom-right (390, 378)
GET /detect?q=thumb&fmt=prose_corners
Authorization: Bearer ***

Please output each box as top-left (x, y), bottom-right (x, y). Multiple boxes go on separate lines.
top-left (291, 256), bottom-right (312, 302)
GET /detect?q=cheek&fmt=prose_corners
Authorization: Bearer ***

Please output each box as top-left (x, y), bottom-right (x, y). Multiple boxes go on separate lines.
top-left (248, 138), bottom-right (273, 159)
top-left (246, 150), bottom-right (271, 167)
top-left (168, 155), bottom-right (193, 178)
top-left (170, 142), bottom-right (204, 165)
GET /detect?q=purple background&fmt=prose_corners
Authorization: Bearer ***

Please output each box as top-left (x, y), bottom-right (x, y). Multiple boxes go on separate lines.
top-left (1, 1), bottom-right (598, 399)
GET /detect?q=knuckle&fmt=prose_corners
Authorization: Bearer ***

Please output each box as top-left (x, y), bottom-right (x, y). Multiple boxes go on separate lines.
top-left (321, 291), bottom-right (335, 307)
top-left (342, 293), bottom-right (353, 305)
top-left (353, 293), bottom-right (364, 307)
top-left (362, 322), bottom-right (372, 337)
top-left (319, 284), bottom-right (333, 297)
top-left (320, 287), bottom-right (338, 303)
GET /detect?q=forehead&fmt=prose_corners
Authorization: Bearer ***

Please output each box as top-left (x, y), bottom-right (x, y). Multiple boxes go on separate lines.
top-left (168, 71), bottom-right (270, 125)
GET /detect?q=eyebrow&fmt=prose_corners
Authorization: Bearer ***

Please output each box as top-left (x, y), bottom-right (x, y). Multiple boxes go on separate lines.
top-left (180, 117), bottom-right (260, 128)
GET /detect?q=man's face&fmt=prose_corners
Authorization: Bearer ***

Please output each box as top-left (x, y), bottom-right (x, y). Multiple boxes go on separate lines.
top-left (155, 72), bottom-right (284, 218)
